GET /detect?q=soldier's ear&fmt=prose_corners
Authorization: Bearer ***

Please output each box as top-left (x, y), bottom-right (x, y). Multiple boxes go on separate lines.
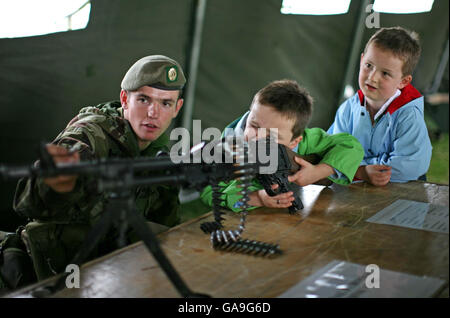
top-left (173, 98), bottom-right (184, 118)
top-left (120, 90), bottom-right (129, 109)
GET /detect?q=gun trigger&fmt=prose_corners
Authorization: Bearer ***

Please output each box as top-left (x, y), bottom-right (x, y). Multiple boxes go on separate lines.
top-left (265, 184), bottom-right (280, 196)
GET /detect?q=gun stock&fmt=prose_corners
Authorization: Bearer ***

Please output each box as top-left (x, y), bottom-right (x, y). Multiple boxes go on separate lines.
top-left (283, 146), bottom-right (333, 186)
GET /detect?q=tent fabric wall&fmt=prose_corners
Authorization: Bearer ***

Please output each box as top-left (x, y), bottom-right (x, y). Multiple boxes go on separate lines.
top-left (0, 0), bottom-right (192, 163)
top-left (0, 0), bottom-right (194, 229)
top-left (191, 0), bottom-right (359, 131)
top-left (0, 0), bottom-right (448, 230)
top-left (192, 0), bottom-right (449, 131)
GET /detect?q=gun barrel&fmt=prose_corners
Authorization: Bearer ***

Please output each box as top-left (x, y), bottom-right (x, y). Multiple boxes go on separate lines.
top-left (0, 165), bottom-right (33, 180)
top-left (0, 156), bottom-right (181, 181)
top-left (129, 174), bottom-right (188, 188)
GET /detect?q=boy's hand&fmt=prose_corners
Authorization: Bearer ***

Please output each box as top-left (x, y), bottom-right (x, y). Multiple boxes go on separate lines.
top-left (287, 157), bottom-right (334, 186)
top-left (248, 185), bottom-right (295, 209)
top-left (356, 165), bottom-right (391, 186)
top-left (43, 144), bottom-right (80, 193)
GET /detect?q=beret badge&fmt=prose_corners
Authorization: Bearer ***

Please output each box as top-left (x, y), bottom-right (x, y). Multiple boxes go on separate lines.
top-left (167, 66), bottom-right (178, 83)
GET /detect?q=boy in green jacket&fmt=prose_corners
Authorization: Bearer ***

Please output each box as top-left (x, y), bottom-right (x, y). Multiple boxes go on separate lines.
top-left (201, 79), bottom-right (364, 212)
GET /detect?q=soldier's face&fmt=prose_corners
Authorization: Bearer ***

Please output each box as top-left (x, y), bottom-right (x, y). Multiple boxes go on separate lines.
top-left (244, 101), bottom-right (302, 149)
top-left (121, 86), bottom-right (183, 150)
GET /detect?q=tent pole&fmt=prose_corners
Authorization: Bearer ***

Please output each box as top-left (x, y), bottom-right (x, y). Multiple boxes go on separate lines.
top-left (338, 0), bottom-right (372, 105)
top-left (182, 0), bottom-right (207, 141)
top-left (427, 38), bottom-right (449, 94)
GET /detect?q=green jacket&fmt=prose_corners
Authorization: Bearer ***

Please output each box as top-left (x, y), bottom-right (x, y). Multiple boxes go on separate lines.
top-left (201, 113), bottom-right (364, 212)
top-left (13, 101), bottom-right (180, 279)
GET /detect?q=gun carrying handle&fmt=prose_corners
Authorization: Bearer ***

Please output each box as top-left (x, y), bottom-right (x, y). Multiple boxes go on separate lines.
top-left (283, 145), bottom-right (320, 174)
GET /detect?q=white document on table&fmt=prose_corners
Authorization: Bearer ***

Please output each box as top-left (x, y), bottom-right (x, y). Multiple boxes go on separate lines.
top-left (366, 199), bottom-right (448, 234)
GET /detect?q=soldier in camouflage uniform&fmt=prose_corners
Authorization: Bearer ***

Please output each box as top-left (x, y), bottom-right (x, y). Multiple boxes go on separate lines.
top-left (13, 55), bottom-right (186, 280)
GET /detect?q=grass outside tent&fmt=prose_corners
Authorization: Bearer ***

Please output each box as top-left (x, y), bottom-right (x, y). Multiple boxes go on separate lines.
top-left (427, 133), bottom-right (449, 185)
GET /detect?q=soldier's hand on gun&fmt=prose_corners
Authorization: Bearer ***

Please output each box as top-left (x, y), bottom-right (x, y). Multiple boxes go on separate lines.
top-left (248, 184), bottom-right (295, 209)
top-left (288, 156), bottom-right (334, 186)
top-left (43, 144), bottom-right (80, 193)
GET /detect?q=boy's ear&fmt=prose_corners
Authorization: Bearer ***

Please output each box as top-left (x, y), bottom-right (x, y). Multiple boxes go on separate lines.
top-left (398, 75), bottom-right (412, 89)
top-left (288, 135), bottom-right (303, 149)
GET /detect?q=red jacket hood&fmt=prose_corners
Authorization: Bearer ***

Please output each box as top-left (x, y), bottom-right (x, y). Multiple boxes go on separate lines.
top-left (357, 84), bottom-right (422, 115)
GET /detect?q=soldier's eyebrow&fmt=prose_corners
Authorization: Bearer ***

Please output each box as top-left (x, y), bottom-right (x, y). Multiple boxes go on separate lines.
top-left (136, 93), bottom-right (150, 99)
top-left (136, 94), bottom-right (176, 104)
top-left (161, 98), bottom-right (176, 104)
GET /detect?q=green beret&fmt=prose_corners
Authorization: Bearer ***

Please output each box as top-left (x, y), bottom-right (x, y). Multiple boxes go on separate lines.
top-left (121, 55), bottom-right (186, 91)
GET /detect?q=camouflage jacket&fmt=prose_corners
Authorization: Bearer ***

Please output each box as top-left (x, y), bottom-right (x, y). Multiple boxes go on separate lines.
top-left (13, 101), bottom-right (180, 228)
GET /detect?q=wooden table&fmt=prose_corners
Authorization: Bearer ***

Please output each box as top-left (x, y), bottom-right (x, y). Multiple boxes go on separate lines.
top-left (7, 181), bottom-right (449, 298)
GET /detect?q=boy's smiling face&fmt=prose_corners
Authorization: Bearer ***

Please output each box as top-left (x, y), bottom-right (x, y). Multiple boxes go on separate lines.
top-left (359, 43), bottom-right (412, 110)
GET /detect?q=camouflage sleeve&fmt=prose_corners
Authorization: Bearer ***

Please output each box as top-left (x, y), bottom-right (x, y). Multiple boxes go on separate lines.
top-left (13, 121), bottom-right (99, 221)
top-left (13, 111), bottom-right (179, 225)
top-left (13, 175), bottom-right (89, 222)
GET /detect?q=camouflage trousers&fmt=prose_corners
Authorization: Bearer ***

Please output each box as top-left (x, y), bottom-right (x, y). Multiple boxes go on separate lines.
top-left (24, 222), bottom-right (92, 281)
top-left (23, 220), bottom-right (169, 281)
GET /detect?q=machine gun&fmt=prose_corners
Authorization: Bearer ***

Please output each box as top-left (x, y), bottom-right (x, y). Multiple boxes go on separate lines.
top-left (0, 143), bottom-right (245, 192)
top-left (0, 138), bottom-right (257, 298)
top-left (1, 137), bottom-right (330, 296)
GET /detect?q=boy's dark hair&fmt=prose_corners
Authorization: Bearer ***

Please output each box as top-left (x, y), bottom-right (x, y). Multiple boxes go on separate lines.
top-left (254, 79), bottom-right (313, 139)
top-left (364, 26), bottom-right (421, 76)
